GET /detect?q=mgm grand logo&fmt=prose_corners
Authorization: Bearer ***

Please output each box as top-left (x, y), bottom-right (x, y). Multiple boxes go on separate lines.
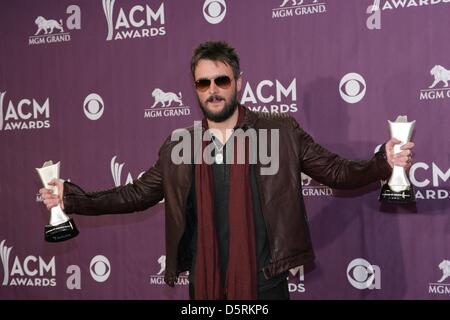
top-left (272, 0), bottom-right (327, 19)
top-left (144, 88), bottom-right (191, 119)
top-left (149, 255), bottom-right (189, 286)
top-left (301, 173), bottom-right (333, 197)
top-left (419, 65), bottom-right (450, 101)
top-left (28, 5), bottom-right (81, 45)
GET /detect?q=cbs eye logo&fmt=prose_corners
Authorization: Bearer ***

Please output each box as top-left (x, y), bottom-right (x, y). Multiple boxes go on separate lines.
top-left (339, 73), bottom-right (366, 104)
top-left (83, 93), bottom-right (104, 120)
top-left (90, 255), bottom-right (111, 282)
top-left (203, 0), bottom-right (226, 24)
top-left (347, 258), bottom-right (381, 290)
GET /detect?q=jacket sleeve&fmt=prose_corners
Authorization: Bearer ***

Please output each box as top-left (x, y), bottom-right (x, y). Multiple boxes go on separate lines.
top-left (63, 157), bottom-right (164, 216)
top-left (290, 116), bottom-right (392, 189)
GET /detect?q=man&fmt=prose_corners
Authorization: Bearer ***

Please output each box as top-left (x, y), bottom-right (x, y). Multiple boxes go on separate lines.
top-left (40, 41), bottom-right (414, 300)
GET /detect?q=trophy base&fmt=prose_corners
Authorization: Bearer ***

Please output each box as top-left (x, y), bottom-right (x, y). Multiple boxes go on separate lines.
top-left (44, 218), bottom-right (79, 242)
top-left (379, 183), bottom-right (415, 204)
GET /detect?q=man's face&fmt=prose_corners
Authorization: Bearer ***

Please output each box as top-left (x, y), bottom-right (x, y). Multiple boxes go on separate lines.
top-left (194, 59), bottom-right (242, 122)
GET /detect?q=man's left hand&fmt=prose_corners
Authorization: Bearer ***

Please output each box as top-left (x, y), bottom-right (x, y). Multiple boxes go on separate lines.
top-left (385, 138), bottom-right (415, 169)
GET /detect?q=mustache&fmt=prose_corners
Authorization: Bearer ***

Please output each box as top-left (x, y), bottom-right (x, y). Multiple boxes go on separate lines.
top-left (206, 95), bottom-right (225, 103)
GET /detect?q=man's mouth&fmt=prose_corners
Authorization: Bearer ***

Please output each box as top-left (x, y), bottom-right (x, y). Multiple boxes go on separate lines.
top-left (207, 95), bottom-right (225, 105)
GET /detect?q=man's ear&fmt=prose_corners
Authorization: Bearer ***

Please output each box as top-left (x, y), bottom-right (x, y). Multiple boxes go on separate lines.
top-left (236, 76), bottom-right (242, 92)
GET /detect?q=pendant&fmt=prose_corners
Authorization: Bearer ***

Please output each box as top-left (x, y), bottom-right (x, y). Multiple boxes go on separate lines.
top-left (215, 152), bottom-right (223, 164)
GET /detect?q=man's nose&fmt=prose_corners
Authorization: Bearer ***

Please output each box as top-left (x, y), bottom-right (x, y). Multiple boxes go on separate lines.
top-left (208, 80), bottom-right (218, 95)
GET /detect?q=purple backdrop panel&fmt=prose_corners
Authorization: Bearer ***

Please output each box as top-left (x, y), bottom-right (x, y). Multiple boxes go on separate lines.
top-left (0, 0), bottom-right (449, 300)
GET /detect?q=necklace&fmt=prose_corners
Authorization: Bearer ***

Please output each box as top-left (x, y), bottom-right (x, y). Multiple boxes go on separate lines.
top-left (212, 137), bottom-right (225, 164)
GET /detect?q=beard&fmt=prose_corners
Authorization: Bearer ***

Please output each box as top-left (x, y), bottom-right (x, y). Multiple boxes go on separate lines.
top-left (198, 89), bottom-right (238, 123)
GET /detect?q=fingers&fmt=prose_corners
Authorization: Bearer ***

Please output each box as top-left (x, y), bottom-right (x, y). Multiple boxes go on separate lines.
top-left (392, 151), bottom-right (413, 168)
top-left (392, 157), bottom-right (411, 167)
top-left (48, 178), bottom-right (61, 186)
top-left (43, 195), bottom-right (60, 210)
top-left (46, 179), bottom-right (63, 197)
top-left (39, 187), bottom-right (50, 195)
top-left (385, 138), bottom-right (415, 169)
top-left (394, 142), bottom-right (414, 165)
top-left (387, 138), bottom-right (402, 146)
top-left (40, 189), bottom-right (56, 200)
top-left (387, 139), bottom-right (414, 150)
top-left (385, 138), bottom-right (400, 152)
top-left (394, 150), bottom-right (412, 158)
top-left (386, 138), bottom-right (414, 150)
top-left (400, 142), bottom-right (415, 150)
top-left (39, 188), bottom-right (54, 199)
top-left (39, 186), bottom-right (61, 210)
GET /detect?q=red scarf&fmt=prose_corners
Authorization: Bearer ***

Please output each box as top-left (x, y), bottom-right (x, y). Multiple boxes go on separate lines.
top-left (194, 105), bottom-right (257, 300)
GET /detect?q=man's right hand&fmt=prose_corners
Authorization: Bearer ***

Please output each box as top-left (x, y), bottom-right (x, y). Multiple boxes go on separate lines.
top-left (39, 179), bottom-right (64, 210)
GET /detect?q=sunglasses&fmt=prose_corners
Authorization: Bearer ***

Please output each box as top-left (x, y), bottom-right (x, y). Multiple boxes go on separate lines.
top-left (194, 75), bottom-right (232, 92)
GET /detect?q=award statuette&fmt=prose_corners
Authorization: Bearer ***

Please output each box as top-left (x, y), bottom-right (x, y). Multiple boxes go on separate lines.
top-left (36, 161), bottom-right (79, 242)
top-left (379, 116), bottom-right (416, 204)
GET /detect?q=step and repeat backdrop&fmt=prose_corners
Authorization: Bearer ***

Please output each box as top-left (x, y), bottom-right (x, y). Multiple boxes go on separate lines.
top-left (0, 0), bottom-right (449, 300)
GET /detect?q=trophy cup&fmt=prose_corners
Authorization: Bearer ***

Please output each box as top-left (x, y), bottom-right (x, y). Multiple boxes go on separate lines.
top-left (36, 161), bottom-right (79, 242)
top-left (379, 116), bottom-right (415, 204)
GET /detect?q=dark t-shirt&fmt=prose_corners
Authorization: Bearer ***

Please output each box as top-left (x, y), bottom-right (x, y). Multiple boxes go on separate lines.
top-left (188, 137), bottom-right (286, 292)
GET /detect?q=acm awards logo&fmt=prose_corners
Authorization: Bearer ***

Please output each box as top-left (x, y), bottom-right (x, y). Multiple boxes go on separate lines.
top-left (144, 88), bottom-right (191, 119)
top-left (288, 265), bottom-right (306, 293)
top-left (375, 140), bottom-right (450, 201)
top-left (372, 0), bottom-right (450, 11)
top-left (419, 65), bottom-right (450, 101)
top-left (103, 0), bottom-right (166, 41)
top-left (111, 156), bottom-right (164, 203)
top-left (1, 239), bottom-right (111, 290)
top-left (1, 240), bottom-right (56, 287)
top-left (429, 259), bottom-right (450, 295)
top-left (366, 1), bottom-right (450, 30)
top-left (111, 156), bottom-right (145, 187)
top-left (376, 156), bottom-right (450, 201)
top-left (241, 78), bottom-right (298, 113)
top-left (28, 5), bottom-right (81, 45)
top-left (149, 255), bottom-right (189, 286)
top-left (409, 162), bottom-right (450, 200)
top-left (0, 91), bottom-right (51, 132)
top-left (272, 0), bottom-right (326, 19)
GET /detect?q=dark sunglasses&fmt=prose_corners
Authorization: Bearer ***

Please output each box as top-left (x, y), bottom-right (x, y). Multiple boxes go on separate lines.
top-left (194, 75), bottom-right (232, 92)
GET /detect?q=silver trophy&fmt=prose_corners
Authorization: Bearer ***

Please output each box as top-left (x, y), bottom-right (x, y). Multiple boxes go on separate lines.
top-left (36, 161), bottom-right (79, 242)
top-left (379, 116), bottom-right (415, 203)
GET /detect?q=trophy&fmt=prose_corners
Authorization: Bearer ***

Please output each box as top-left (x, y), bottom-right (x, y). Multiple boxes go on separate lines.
top-left (36, 161), bottom-right (79, 242)
top-left (379, 116), bottom-right (415, 204)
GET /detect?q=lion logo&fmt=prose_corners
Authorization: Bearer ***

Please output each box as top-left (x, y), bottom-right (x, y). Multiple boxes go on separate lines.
top-left (437, 259), bottom-right (450, 283)
top-left (157, 255), bottom-right (166, 275)
top-left (280, 0), bottom-right (318, 7)
top-left (301, 172), bottom-right (312, 187)
top-left (429, 65), bottom-right (450, 89)
top-left (150, 89), bottom-right (183, 108)
top-left (34, 16), bottom-right (64, 35)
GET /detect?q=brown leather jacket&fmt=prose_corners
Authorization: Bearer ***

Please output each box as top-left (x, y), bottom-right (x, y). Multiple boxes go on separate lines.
top-left (63, 109), bottom-right (391, 286)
